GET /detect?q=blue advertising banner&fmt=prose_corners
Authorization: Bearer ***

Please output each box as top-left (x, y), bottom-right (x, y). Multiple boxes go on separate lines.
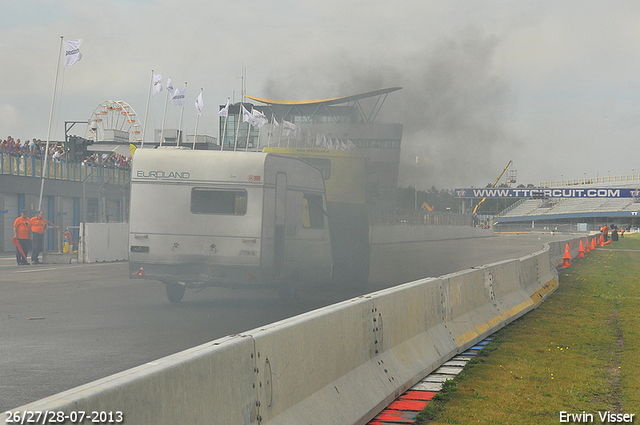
top-left (455, 188), bottom-right (640, 199)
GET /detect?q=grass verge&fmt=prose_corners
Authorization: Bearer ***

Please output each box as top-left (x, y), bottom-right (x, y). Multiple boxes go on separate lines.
top-left (417, 233), bottom-right (640, 424)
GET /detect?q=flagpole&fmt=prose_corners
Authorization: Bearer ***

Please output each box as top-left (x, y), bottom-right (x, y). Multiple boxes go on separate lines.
top-left (192, 112), bottom-right (199, 150)
top-left (233, 103), bottom-right (241, 151)
top-left (245, 105), bottom-right (257, 152)
top-left (177, 81), bottom-right (187, 147)
top-left (245, 105), bottom-right (252, 152)
top-left (193, 88), bottom-right (203, 150)
top-left (220, 97), bottom-right (229, 152)
top-left (267, 115), bottom-right (275, 148)
top-left (256, 110), bottom-right (263, 152)
top-left (141, 69), bottom-right (154, 148)
top-left (159, 86), bottom-right (170, 147)
top-left (38, 36), bottom-right (64, 211)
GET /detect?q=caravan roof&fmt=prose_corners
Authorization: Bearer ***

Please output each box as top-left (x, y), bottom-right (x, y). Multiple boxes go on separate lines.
top-left (132, 148), bottom-right (272, 185)
top-left (132, 147), bottom-right (325, 191)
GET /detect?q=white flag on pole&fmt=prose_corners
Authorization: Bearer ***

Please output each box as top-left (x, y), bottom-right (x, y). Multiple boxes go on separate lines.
top-left (218, 99), bottom-right (230, 117)
top-left (283, 120), bottom-right (296, 130)
top-left (282, 120), bottom-right (297, 136)
top-left (167, 78), bottom-right (174, 94)
top-left (251, 109), bottom-right (268, 127)
top-left (195, 92), bottom-right (204, 115)
top-left (171, 88), bottom-right (186, 106)
top-left (242, 105), bottom-right (259, 126)
top-left (64, 39), bottom-right (83, 66)
top-left (153, 73), bottom-right (163, 95)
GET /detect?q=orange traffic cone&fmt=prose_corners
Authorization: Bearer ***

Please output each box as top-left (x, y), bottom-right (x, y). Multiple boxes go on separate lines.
top-left (561, 243), bottom-right (571, 268)
top-left (585, 239), bottom-right (590, 253)
top-left (599, 234), bottom-right (604, 247)
top-left (591, 237), bottom-right (596, 250)
top-left (578, 240), bottom-right (585, 258)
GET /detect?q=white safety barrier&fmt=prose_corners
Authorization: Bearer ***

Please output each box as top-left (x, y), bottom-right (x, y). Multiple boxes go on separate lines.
top-left (4, 237), bottom-right (586, 425)
top-left (80, 222), bottom-right (129, 263)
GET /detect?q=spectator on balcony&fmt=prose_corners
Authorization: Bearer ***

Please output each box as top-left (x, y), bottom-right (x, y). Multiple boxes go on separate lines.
top-left (12, 139), bottom-right (21, 155)
top-left (52, 147), bottom-right (63, 162)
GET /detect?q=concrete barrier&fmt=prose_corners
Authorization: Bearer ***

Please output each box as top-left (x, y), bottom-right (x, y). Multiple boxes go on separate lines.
top-left (5, 237), bottom-right (588, 425)
top-left (371, 224), bottom-right (493, 244)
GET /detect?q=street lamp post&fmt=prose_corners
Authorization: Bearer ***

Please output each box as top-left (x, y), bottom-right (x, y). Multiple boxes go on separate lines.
top-left (414, 156), bottom-right (418, 210)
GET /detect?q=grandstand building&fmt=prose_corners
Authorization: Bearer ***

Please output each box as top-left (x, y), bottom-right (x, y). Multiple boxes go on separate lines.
top-left (219, 88), bottom-right (403, 203)
top-left (0, 151), bottom-right (129, 252)
top-left (494, 179), bottom-right (640, 232)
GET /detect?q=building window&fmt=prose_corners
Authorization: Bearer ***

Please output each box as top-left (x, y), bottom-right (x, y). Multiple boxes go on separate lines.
top-left (86, 198), bottom-right (99, 223)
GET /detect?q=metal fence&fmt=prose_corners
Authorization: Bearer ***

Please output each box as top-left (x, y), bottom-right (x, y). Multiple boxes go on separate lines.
top-left (539, 174), bottom-right (639, 187)
top-left (0, 151), bottom-right (130, 184)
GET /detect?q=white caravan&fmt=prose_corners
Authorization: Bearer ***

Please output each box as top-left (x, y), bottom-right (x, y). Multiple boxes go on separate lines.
top-left (129, 148), bottom-right (333, 302)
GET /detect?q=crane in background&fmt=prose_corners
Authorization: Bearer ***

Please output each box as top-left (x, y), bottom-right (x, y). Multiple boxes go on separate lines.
top-left (473, 160), bottom-right (516, 214)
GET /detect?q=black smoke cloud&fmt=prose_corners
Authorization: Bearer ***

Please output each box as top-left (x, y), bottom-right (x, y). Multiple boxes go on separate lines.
top-left (262, 26), bottom-right (518, 190)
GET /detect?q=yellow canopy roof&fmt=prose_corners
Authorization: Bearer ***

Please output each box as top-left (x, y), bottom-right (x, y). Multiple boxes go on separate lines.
top-left (246, 87), bottom-right (402, 106)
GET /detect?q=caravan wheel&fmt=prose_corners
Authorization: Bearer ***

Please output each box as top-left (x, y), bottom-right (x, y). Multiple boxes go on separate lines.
top-left (165, 282), bottom-right (186, 303)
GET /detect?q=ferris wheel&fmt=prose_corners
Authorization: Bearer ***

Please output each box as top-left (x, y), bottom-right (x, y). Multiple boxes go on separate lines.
top-left (85, 100), bottom-right (142, 142)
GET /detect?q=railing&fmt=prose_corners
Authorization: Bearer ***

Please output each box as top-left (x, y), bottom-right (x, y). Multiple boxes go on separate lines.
top-left (0, 151), bottom-right (130, 185)
top-left (496, 198), bottom-right (527, 217)
top-left (539, 174), bottom-right (639, 187)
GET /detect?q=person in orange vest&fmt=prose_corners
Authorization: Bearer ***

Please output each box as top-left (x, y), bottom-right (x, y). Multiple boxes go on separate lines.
top-left (621, 227), bottom-right (626, 238)
top-left (601, 224), bottom-right (609, 242)
top-left (30, 210), bottom-right (48, 264)
top-left (13, 209), bottom-right (31, 265)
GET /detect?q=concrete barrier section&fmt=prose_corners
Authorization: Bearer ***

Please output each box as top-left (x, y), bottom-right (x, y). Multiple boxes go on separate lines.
top-left (5, 336), bottom-right (258, 424)
top-left (519, 249), bottom-right (559, 306)
top-left (82, 223), bottom-right (129, 263)
top-left (5, 238), bottom-right (585, 425)
top-left (248, 297), bottom-right (383, 425)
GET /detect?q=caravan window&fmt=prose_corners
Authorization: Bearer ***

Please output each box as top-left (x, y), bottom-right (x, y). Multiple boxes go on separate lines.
top-left (191, 188), bottom-right (247, 215)
top-left (302, 194), bottom-right (324, 229)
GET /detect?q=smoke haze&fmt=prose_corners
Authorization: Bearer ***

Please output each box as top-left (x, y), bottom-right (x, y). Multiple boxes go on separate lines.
top-left (262, 27), bottom-right (516, 189)
top-left (4, 2), bottom-right (640, 188)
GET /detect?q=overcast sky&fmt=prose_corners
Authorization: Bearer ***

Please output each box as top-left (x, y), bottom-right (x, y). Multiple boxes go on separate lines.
top-left (2, 1), bottom-right (640, 189)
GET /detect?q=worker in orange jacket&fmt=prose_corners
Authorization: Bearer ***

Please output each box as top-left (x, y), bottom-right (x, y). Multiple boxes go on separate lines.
top-left (13, 209), bottom-right (31, 265)
top-left (601, 224), bottom-right (609, 242)
top-left (30, 210), bottom-right (48, 264)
